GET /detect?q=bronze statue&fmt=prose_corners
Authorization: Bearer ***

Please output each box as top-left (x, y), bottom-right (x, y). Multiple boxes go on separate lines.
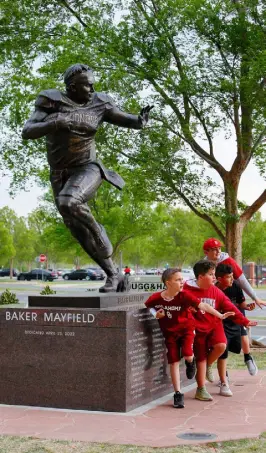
top-left (22, 64), bottom-right (152, 292)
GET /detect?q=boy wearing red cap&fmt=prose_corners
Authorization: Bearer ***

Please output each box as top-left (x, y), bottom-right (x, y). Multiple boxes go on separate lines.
top-left (184, 260), bottom-right (257, 401)
top-left (145, 268), bottom-right (235, 408)
top-left (203, 238), bottom-right (265, 309)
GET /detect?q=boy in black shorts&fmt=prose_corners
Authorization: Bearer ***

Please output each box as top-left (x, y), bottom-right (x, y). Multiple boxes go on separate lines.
top-left (215, 263), bottom-right (258, 396)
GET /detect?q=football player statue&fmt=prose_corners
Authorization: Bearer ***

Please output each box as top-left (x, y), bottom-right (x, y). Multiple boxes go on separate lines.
top-left (22, 64), bottom-right (153, 292)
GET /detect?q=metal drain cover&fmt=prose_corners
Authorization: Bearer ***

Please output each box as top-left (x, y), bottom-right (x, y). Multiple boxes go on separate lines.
top-left (177, 432), bottom-right (217, 441)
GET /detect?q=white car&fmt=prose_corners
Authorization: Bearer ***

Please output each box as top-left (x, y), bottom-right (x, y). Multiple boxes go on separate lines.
top-left (145, 268), bottom-right (161, 275)
top-left (181, 269), bottom-right (194, 281)
top-left (135, 269), bottom-right (145, 275)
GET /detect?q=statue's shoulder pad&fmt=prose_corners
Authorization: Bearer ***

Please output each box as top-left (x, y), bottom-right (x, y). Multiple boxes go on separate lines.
top-left (38, 89), bottom-right (62, 101)
top-left (35, 89), bottom-right (62, 108)
top-left (96, 92), bottom-right (116, 105)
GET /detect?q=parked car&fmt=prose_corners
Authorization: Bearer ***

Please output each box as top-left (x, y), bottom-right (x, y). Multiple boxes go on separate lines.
top-left (61, 269), bottom-right (73, 275)
top-left (181, 268), bottom-right (194, 281)
top-left (0, 268), bottom-right (20, 277)
top-left (85, 267), bottom-right (105, 280)
top-left (145, 268), bottom-right (161, 275)
top-left (17, 269), bottom-right (55, 281)
top-left (135, 269), bottom-right (145, 275)
top-left (62, 269), bottom-right (97, 281)
top-left (56, 269), bottom-right (66, 277)
top-left (49, 270), bottom-right (59, 279)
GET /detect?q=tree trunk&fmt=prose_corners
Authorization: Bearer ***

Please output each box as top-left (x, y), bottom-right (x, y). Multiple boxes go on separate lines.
top-left (224, 176), bottom-right (244, 264)
top-left (75, 256), bottom-right (80, 269)
top-left (9, 258), bottom-right (13, 279)
top-left (225, 221), bottom-right (245, 265)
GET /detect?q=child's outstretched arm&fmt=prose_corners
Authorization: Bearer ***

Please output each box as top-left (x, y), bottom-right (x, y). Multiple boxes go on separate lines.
top-left (198, 302), bottom-right (235, 320)
top-left (218, 291), bottom-right (258, 327)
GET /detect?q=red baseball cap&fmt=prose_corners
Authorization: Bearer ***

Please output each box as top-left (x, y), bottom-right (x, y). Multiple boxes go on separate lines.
top-left (203, 238), bottom-right (223, 251)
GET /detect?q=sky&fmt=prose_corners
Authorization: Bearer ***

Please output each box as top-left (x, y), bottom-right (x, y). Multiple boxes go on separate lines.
top-left (0, 131), bottom-right (265, 219)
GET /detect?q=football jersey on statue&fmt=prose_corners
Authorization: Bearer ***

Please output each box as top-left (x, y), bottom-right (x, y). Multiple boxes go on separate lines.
top-left (36, 90), bottom-right (120, 169)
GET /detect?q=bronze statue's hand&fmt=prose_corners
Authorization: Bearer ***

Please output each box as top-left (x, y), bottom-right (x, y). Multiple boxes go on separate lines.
top-left (54, 114), bottom-right (74, 131)
top-left (139, 105), bottom-right (154, 126)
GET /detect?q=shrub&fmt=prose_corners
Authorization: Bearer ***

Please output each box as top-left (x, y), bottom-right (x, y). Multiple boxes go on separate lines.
top-left (40, 286), bottom-right (57, 295)
top-left (0, 289), bottom-right (19, 305)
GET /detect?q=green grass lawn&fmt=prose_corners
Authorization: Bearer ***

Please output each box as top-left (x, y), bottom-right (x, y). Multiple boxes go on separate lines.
top-left (1, 433), bottom-right (266, 453)
top-left (227, 350), bottom-right (266, 370)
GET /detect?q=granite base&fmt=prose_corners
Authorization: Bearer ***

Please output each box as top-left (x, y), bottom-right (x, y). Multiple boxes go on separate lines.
top-left (0, 306), bottom-right (193, 412)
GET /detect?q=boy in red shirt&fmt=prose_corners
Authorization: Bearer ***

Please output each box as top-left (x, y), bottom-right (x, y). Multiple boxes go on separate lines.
top-left (145, 267), bottom-right (235, 408)
top-left (203, 238), bottom-right (265, 309)
top-left (184, 260), bottom-right (257, 401)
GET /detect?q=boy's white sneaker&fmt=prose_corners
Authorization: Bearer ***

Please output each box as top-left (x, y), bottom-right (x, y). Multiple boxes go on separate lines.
top-left (220, 383), bottom-right (233, 397)
top-left (217, 371), bottom-right (230, 387)
top-left (245, 357), bottom-right (258, 376)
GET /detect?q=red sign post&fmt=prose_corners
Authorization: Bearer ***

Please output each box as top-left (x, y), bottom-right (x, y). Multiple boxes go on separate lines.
top-left (39, 254), bottom-right (47, 263)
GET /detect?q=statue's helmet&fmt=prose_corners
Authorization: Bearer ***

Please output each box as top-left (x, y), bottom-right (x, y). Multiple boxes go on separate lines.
top-left (63, 64), bottom-right (95, 90)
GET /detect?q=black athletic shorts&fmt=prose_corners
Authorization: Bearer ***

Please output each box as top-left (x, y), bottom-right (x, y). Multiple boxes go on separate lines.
top-left (219, 334), bottom-right (241, 359)
top-left (240, 325), bottom-right (248, 337)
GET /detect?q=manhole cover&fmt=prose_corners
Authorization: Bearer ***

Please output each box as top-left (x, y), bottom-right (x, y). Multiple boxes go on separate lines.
top-left (177, 432), bottom-right (217, 440)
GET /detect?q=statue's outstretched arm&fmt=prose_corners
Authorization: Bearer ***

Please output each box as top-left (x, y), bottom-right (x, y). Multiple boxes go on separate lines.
top-left (104, 104), bottom-right (153, 130)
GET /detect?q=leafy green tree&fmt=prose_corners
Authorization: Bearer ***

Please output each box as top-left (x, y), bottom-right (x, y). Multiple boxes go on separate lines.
top-left (27, 207), bottom-right (86, 268)
top-left (0, 223), bottom-right (15, 270)
top-left (0, 207), bottom-right (38, 271)
top-left (91, 183), bottom-right (157, 258)
top-left (12, 218), bottom-right (37, 271)
top-left (121, 204), bottom-right (216, 268)
top-left (0, 207), bottom-right (18, 275)
top-left (242, 213), bottom-right (266, 263)
top-left (0, 0), bottom-right (265, 264)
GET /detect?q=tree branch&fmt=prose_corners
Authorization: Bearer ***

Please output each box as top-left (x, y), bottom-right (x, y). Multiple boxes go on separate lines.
top-left (153, 115), bottom-right (187, 142)
top-left (161, 170), bottom-right (225, 241)
top-left (251, 126), bottom-right (266, 154)
top-left (133, 0), bottom-right (191, 122)
top-left (188, 99), bottom-right (214, 157)
top-left (147, 76), bottom-right (226, 172)
top-left (112, 235), bottom-right (135, 256)
top-left (57, 0), bottom-right (88, 28)
top-left (232, 93), bottom-right (243, 158)
top-left (240, 190), bottom-right (266, 224)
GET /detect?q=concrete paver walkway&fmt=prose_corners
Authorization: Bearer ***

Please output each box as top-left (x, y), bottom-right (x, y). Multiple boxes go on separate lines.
top-left (0, 370), bottom-right (266, 447)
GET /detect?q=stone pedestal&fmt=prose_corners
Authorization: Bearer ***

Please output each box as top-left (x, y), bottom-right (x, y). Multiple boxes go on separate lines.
top-left (0, 305), bottom-right (192, 412)
top-left (28, 292), bottom-right (152, 309)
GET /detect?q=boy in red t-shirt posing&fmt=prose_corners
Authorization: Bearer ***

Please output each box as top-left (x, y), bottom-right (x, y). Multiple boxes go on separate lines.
top-left (145, 268), bottom-right (235, 409)
top-left (184, 260), bottom-right (257, 402)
